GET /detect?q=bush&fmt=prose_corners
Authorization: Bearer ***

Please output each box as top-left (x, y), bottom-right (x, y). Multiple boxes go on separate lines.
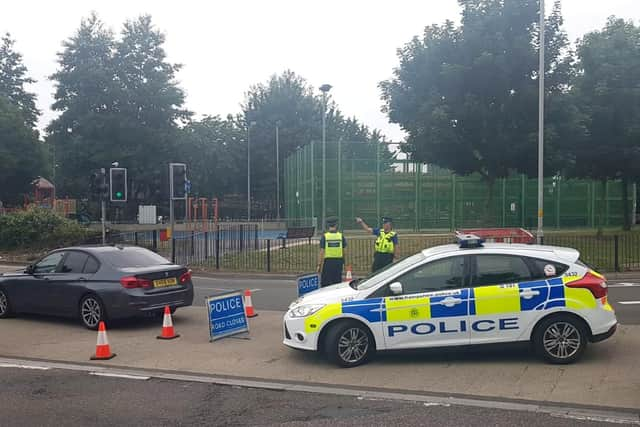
top-left (0, 207), bottom-right (88, 250)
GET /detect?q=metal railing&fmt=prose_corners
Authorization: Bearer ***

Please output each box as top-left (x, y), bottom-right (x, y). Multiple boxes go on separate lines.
top-left (94, 229), bottom-right (640, 274)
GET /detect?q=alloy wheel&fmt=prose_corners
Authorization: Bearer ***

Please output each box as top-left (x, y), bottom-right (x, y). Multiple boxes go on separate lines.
top-left (337, 327), bottom-right (369, 364)
top-left (542, 321), bottom-right (581, 360)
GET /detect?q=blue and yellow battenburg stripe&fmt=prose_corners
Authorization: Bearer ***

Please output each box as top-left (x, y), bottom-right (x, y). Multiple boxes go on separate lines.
top-left (304, 276), bottom-right (598, 333)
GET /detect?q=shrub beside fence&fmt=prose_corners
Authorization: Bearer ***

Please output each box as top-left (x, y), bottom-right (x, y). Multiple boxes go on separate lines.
top-left (101, 228), bottom-right (640, 274)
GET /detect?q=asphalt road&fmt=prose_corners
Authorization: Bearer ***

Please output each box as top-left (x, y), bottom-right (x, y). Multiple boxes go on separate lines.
top-left (189, 274), bottom-right (640, 324)
top-left (0, 367), bottom-right (627, 427)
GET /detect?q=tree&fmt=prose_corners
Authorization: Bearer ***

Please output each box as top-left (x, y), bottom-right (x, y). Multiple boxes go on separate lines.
top-left (243, 70), bottom-right (388, 217)
top-left (179, 115), bottom-right (246, 197)
top-left (380, 0), bottom-right (575, 218)
top-left (0, 33), bottom-right (39, 128)
top-left (48, 14), bottom-right (189, 204)
top-left (0, 96), bottom-right (47, 205)
top-left (47, 13), bottom-right (119, 197)
top-left (113, 15), bottom-right (190, 204)
top-left (572, 17), bottom-right (640, 230)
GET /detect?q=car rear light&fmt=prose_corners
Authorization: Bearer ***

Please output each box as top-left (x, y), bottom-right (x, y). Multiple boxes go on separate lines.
top-left (565, 271), bottom-right (608, 299)
top-left (179, 270), bottom-right (192, 284)
top-left (120, 276), bottom-right (153, 289)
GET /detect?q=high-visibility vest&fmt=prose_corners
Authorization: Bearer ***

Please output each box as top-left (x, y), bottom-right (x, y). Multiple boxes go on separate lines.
top-left (324, 232), bottom-right (344, 259)
top-left (375, 230), bottom-right (396, 254)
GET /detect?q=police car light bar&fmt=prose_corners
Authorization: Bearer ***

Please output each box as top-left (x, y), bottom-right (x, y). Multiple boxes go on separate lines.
top-left (456, 233), bottom-right (485, 248)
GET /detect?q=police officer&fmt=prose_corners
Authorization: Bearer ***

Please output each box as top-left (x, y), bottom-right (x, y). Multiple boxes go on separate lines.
top-left (355, 216), bottom-right (399, 272)
top-left (317, 216), bottom-right (347, 287)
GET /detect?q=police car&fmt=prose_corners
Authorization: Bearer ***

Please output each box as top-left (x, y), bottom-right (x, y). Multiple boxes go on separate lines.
top-left (283, 235), bottom-right (617, 367)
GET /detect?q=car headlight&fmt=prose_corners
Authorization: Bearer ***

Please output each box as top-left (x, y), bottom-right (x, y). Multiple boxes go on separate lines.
top-left (289, 304), bottom-right (325, 318)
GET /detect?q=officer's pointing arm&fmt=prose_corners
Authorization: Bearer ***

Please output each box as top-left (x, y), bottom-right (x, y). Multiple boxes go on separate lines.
top-left (355, 217), bottom-right (372, 233)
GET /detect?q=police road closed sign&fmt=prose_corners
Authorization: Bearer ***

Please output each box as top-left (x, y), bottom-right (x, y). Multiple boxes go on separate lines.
top-left (297, 273), bottom-right (319, 297)
top-left (206, 291), bottom-right (249, 341)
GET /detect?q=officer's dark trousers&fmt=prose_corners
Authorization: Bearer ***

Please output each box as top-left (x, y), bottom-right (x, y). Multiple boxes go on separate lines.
top-left (321, 258), bottom-right (344, 287)
top-left (372, 252), bottom-right (394, 272)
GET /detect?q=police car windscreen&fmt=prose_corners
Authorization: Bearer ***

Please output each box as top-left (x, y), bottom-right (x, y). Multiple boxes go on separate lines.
top-left (357, 253), bottom-right (425, 290)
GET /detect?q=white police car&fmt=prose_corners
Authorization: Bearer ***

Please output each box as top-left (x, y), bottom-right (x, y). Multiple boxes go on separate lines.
top-left (283, 235), bottom-right (617, 367)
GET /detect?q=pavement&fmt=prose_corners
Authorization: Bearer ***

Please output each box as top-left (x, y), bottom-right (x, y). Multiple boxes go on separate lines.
top-left (1, 367), bottom-right (629, 427)
top-left (0, 306), bottom-right (639, 412)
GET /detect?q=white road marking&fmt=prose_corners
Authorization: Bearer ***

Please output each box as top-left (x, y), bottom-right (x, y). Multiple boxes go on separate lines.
top-left (609, 283), bottom-right (640, 288)
top-left (0, 362), bottom-right (50, 370)
top-left (618, 301), bottom-right (640, 305)
top-left (89, 372), bottom-right (150, 380)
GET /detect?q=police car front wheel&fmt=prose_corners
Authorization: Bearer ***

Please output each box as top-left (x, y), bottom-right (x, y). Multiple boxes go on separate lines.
top-left (324, 321), bottom-right (375, 368)
top-left (533, 315), bottom-right (588, 364)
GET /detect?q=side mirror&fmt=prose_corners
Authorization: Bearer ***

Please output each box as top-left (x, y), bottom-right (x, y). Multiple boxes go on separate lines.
top-left (389, 282), bottom-right (403, 295)
top-left (25, 265), bottom-right (35, 275)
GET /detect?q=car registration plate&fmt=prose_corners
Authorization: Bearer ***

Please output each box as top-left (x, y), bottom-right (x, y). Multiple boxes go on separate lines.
top-left (153, 277), bottom-right (177, 288)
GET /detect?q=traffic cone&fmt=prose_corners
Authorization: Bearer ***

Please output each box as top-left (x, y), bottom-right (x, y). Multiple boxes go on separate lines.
top-left (157, 306), bottom-right (180, 340)
top-left (345, 265), bottom-right (353, 281)
top-left (244, 289), bottom-right (258, 318)
top-left (90, 321), bottom-right (116, 360)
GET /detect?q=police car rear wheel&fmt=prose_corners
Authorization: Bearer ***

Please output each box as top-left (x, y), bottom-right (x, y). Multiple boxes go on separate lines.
top-left (534, 316), bottom-right (587, 364)
top-left (325, 321), bottom-right (374, 368)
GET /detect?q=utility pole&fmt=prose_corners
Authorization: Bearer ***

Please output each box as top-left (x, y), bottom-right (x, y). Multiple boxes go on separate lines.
top-left (276, 121), bottom-right (280, 220)
top-left (319, 83), bottom-right (332, 230)
top-left (537, 0), bottom-right (546, 244)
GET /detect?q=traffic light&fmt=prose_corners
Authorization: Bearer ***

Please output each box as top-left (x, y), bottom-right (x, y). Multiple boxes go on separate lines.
top-left (90, 170), bottom-right (108, 200)
top-left (109, 168), bottom-right (127, 202)
top-left (170, 163), bottom-right (187, 200)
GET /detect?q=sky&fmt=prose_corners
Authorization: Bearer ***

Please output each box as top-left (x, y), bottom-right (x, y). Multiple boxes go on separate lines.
top-left (1, 0), bottom-right (638, 142)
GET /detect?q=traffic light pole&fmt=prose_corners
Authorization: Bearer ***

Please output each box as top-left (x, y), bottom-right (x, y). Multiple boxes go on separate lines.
top-left (101, 168), bottom-right (106, 245)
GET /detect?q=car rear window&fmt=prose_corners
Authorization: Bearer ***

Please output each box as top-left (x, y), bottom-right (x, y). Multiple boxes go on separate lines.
top-left (100, 248), bottom-right (171, 268)
top-left (528, 258), bottom-right (569, 279)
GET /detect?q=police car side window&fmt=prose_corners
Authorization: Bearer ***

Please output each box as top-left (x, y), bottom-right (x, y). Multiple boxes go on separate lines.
top-left (527, 258), bottom-right (569, 279)
top-left (396, 256), bottom-right (465, 295)
top-left (472, 255), bottom-right (532, 287)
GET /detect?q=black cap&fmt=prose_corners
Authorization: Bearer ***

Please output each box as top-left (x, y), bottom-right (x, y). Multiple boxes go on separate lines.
top-left (326, 216), bottom-right (338, 226)
top-left (381, 217), bottom-right (392, 224)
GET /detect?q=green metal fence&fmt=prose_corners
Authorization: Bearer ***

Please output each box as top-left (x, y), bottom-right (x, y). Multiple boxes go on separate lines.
top-left (285, 142), bottom-right (636, 230)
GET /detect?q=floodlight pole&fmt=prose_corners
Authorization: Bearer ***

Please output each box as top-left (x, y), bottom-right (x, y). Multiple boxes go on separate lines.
top-left (537, 0), bottom-right (546, 244)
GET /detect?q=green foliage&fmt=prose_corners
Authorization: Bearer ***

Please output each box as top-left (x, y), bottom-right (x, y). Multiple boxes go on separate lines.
top-left (179, 115), bottom-right (246, 197)
top-left (0, 33), bottom-right (39, 128)
top-left (242, 70), bottom-right (389, 215)
top-left (380, 0), bottom-right (576, 181)
top-left (47, 13), bottom-right (188, 204)
top-left (571, 17), bottom-right (640, 229)
top-left (0, 96), bottom-right (48, 205)
top-left (0, 208), bottom-right (87, 250)
top-left (572, 17), bottom-right (640, 182)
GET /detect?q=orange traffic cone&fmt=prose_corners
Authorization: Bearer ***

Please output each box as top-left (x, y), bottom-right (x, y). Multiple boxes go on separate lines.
top-left (345, 265), bottom-right (353, 281)
top-left (244, 289), bottom-right (258, 318)
top-left (90, 321), bottom-right (116, 360)
top-left (157, 306), bottom-right (180, 340)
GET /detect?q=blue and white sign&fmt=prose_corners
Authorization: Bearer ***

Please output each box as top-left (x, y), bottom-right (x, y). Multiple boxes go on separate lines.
top-left (297, 273), bottom-right (320, 297)
top-left (206, 291), bottom-right (249, 341)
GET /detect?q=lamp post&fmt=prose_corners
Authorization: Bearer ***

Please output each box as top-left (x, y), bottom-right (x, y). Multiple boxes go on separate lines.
top-left (275, 120), bottom-right (281, 220)
top-left (537, 0), bottom-right (545, 244)
top-left (319, 83), bottom-right (332, 230)
top-left (247, 120), bottom-right (256, 220)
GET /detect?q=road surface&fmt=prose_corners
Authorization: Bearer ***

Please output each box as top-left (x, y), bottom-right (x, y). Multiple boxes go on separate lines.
top-left (1, 366), bottom-right (631, 427)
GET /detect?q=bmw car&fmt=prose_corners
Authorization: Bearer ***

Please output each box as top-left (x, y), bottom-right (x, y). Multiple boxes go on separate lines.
top-left (0, 245), bottom-right (194, 329)
top-left (283, 235), bottom-right (617, 367)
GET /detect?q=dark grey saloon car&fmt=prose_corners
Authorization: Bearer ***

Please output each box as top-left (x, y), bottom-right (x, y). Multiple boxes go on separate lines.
top-left (0, 245), bottom-right (194, 329)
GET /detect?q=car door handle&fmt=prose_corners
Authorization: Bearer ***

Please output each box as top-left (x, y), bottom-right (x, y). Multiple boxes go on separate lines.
top-left (79, 277), bottom-right (87, 282)
top-left (520, 290), bottom-right (540, 299)
top-left (440, 297), bottom-right (462, 307)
